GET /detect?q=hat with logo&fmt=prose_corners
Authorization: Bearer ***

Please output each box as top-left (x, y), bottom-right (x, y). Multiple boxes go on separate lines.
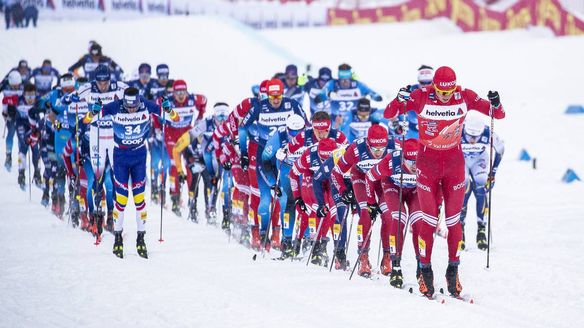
top-left (366, 124), bottom-right (389, 148)
top-left (123, 87), bottom-right (141, 108)
top-left (285, 64), bottom-right (298, 77)
top-left (317, 138), bottom-right (337, 160)
top-left (433, 66), bottom-right (457, 92)
top-left (266, 78), bottom-right (284, 96)
top-left (403, 139), bottom-right (419, 161)
top-left (173, 79), bottom-right (187, 91)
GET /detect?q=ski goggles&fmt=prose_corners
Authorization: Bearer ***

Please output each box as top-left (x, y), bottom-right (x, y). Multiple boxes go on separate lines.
top-left (174, 90), bottom-right (187, 97)
top-left (370, 145), bottom-right (386, 153)
top-left (24, 94), bottom-right (36, 102)
top-left (434, 84), bottom-right (456, 96)
top-left (215, 114), bottom-right (228, 123)
top-left (338, 69), bottom-right (352, 80)
top-left (268, 94), bottom-right (283, 100)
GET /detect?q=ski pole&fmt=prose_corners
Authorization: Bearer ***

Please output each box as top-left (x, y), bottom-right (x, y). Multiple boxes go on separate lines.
top-left (344, 203), bottom-right (356, 257)
top-left (396, 107), bottom-right (407, 267)
top-left (329, 203), bottom-right (350, 272)
top-left (159, 111), bottom-right (166, 243)
top-left (94, 111), bottom-right (102, 245)
top-left (28, 150), bottom-right (32, 202)
top-left (349, 216), bottom-right (378, 280)
top-left (487, 104), bottom-right (495, 268)
top-left (259, 176), bottom-right (279, 259)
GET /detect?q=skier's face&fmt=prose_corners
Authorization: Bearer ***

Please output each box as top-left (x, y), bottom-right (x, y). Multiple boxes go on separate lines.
top-left (314, 128), bottom-right (329, 141)
top-left (434, 84), bottom-right (454, 103)
top-left (404, 159), bottom-right (416, 173)
top-left (357, 111), bottom-right (370, 122)
top-left (174, 90), bottom-right (187, 103)
top-left (268, 94), bottom-right (282, 108)
top-left (369, 145), bottom-right (386, 159)
top-left (339, 78), bottom-right (351, 89)
top-left (158, 74), bottom-right (168, 86)
top-left (96, 80), bottom-right (110, 93)
top-left (24, 91), bottom-right (36, 105)
top-left (139, 72), bottom-right (150, 84)
top-left (285, 74), bottom-right (297, 87)
top-left (466, 134), bottom-right (480, 145)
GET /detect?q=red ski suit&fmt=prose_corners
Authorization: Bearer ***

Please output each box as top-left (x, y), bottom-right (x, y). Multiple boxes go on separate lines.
top-left (385, 86), bottom-right (505, 265)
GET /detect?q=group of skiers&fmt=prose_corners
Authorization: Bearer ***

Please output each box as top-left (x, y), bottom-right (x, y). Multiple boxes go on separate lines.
top-left (0, 41), bottom-right (506, 298)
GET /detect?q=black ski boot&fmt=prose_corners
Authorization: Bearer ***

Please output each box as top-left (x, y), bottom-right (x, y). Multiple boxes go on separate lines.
top-left (4, 153), bottom-right (12, 171)
top-left (113, 231), bottom-right (124, 258)
top-left (292, 238), bottom-right (302, 258)
top-left (18, 169), bottom-right (25, 190)
top-left (301, 238), bottom-right (314, 255)
top-left (136, 231), bottom-right (148, 259)
top-left (445, 264), bottom-right (462, 296)
top-left (95, 211), bottom-right (104, 237)
top-left (418, 265), bottom-right (435, 297)
top-left (280, 237), bottom-right (293, 259)
top-left (389, 257), bottom-right (404, 288)
top-left (334, 247), bottom-right (349, 270)
top-left (151, 181), bottom-right (159, 204)
top-left (171, 194), bottom-right (181, 217)
top-left (41, 188), bottom-right (50, 207)
top-left (33, 169), bottom-right (42, 188)
top-left (477, 223), bottom-right (488, 250)
top-left (188, 196), bottom-right (198, 223)
top-left (105, 212), bottom-right (114, 233)
top-left (221, 207), bottom-right (231, 232)
top-left (311, 239), bottom-right (329, 266)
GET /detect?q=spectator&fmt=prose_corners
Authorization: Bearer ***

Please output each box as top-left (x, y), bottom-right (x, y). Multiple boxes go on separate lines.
top-left (24, 3), bottom-right (37, 28)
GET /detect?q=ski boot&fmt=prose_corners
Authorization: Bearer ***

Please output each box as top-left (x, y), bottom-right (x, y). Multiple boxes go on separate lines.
top-left (33, 169), bottom-right (42, 188)
top-left (41, 188), bottom-right (50, 207)
top-left (357, 252), bottom-right (372, 278)
top-left (270, 226), bottom-right (281, 250)
top-left (280, 237), bottom-right (294, 259)
top-left (445, 264), bottom-right (462, 296)
top-left (188, 196), bottom-right (198, 223)
top-left (206, 206), bottom-right (217, 225)
top-left (389, 258), bottom-right (403, 288)
top-left (334, 247), bottom-right (349, 270)
top-left (105, 212), bottom-right (114, 233)
top-left (380, 251), bottom-right (392, 276)
top-left (477, 223), bottom-right (488, 251)
top-left (80, 213), bottom-right (89, 232)
top-left (51, 192), bottom-right (59, 215)
top-left (171, 194), bottom-right (182, 217)
top-left (136, 231), bottom-right (148, 259)
top-left (292, 238), bottom-right (302, 258)
top-left (221, 207), bottom-right (231, 232)
top-left (56, 194), bottom-right (66, 220)
top-left (113, 231), bottom-right (124, 258)
top-left (4, 153), bottom-right (12, 171)
top-left (310, 239), bottom-right (328, 266)
top-left (418, 265), bottom-right (435, 297)
top-left (250, 226), bottom-right (261, 251)
top-left (17, 169), bottom-right (26, 190)
top-left (240, 225), bottom-right (251, 248)
top-left (301, 238), bottom-right (314, 255)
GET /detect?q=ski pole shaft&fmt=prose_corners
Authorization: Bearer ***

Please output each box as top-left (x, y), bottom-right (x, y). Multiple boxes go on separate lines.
top-left (28, 150), bottom-right (32, 202)
top-left (487, 107), bottom-right (495, 268)
top-left (397, 104), bottom-right (406, 267)
top-left (159, 112), bottom-right (165, 242)
top-left (306, 208), bottom-right (327, 266)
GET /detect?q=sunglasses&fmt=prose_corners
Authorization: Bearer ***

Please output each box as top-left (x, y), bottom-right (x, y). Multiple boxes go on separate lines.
top-left (24, 94), bottom-right (36, 101)
top-left (404, 159), bottom-right (415, 167)
top-left (268, 94), bottom-right (282, 100)
top-left (370, 146), bottom-right (385, 152)
top-left (434, 85), bottom-right (456, 96)
top-left (174, 90), bottom-right (187, 96)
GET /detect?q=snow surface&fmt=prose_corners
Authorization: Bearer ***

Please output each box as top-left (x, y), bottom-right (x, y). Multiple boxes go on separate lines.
top-left (1, 16), bottom-right (583, 328)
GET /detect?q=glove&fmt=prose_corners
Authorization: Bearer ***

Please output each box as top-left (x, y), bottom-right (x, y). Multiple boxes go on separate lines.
top-left (44, 101), bottom-right (52, 111)
top-left (392, 120), bottom-right (404, 135)
top-left (341, 188), bottom-right (355, 205)
top-left (295, 197), bottom-right (307, 212)
top-left (178, 173), bottom-right (186, 185)
top-left (67, 93), bottom-right (80, 103)
top-left (371, 93), bottom-right (383, 102)
top-left (316, 204), bottom-right (329, 218)
top-left (275, 147), bottom-right (287, 161)
top-left (488, 91), bottom-right (500, 108)
top-left (90, 99), bottom-right (102, 115)
top-left (271, 184), bottom-right (282, 197)
top-left (222, 161), bottom-right (232, 171)
top-left (161, 96), bottom-right (171, 113)
top-left (210, 176), bottom-right (218, 186)
top-left (367, 203), bottom-right (382, 220)
top-left (27, 129), bottom-right (40, 147)
top-left (486, 173), bottom-right (496, 192)
top-left (53, 121), bottom-right (62, 131)
top-left (397, 86), bottom-right (411, 103)
top-left (298, 74), bottom-right (308, 87)
top-left (240, 155), bottom-right (249, 171)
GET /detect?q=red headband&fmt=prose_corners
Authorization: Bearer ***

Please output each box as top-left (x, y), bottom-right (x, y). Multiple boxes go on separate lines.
top-left (312, 120), bottom-right (331, 131)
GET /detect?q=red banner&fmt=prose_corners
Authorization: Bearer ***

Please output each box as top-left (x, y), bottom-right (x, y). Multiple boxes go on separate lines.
top-left (327, 0), bottom-right (584, 36)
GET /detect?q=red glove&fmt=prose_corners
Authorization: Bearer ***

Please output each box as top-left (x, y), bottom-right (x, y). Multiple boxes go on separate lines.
top-left (27, 129), bottom-right (40, 147)
top-left (2, 95), bottom-right (18, 106)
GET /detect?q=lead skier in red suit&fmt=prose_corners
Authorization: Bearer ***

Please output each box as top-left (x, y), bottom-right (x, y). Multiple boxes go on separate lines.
top-left (384, 66), bottom-right (505, 297)
top-left (153, 79), bottom-right (206, 212)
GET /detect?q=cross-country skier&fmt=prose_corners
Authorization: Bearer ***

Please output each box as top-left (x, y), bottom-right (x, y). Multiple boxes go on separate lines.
top-left (68, 42), bottom-right (123, 81)
top-left (30, 59), bottom-right (60, 96)
top-left (303, 67), bottom-right (332, 115)
top-left (2, 70), bottom-right (24, 171)
top-left (14, 83), bottom-right (42, 189)
top-left (384, 65), bottom-right (506, 297)
top-left (460, 117), bottom-right (504, 251)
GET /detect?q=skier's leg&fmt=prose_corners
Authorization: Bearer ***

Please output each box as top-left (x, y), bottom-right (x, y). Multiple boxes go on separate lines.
top-left (442, 150), bottom-right (466, 265)
top-left (130, 151), bottom-right (148, 232)
top-left (352, 170), bottom-right (372, 253)
top-left (112, 149), bottom-right (130, 233)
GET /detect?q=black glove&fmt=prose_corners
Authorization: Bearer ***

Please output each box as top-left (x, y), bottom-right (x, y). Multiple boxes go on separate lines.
top-left (240, 155), bottom-right (249, 171)
top-left (295, 197), bottom-right (306, 212)
top-left (488, 91), bottom-right (500, 108)
top-left (397, 86), bottom-right (411, 103)
top-left (210, 176), bottom-right (218, 186)
top-left (341, 188), bottom-right (355, 205)
top-left (178, 173), bottom-right (186, 185)
top-left (316, 204), bottom-right (329, 218)
top-left (271, 184), bottom-right (282, 198)
top-left (367, 203), bottom-right (382, 220)
top-left (222, 161), bottom-right (232, 171)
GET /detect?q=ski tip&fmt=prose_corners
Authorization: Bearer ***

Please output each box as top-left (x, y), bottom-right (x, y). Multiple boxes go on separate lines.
top-left (470, 298), bottom-right (475, 304)
top-left (440, 299), bottom-right (445, 304)
top-left (252, 254), bottom-right (257, 261)
top-left (408, 287), bottom-right (413, 294)
top-left (439, 287), bottom-right (444, 294)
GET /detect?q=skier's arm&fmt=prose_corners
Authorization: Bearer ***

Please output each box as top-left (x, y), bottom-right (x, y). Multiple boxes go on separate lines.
top-left (313, 157), bottom-right (333, 205)
top-left (290, 150), bottom-right (310, 199)
top-left (172, 131), bottom-right (192, 176)
top-left (357, 81), bottom-right (382, 101)
top-left (68, 56), bottom-right (85, 75)
top-left (330, 144), bottom-right (356, 195)
top-left (464, 88), bottom-right (505, 119)
top-left (384, 88), bottom-right (423, 119)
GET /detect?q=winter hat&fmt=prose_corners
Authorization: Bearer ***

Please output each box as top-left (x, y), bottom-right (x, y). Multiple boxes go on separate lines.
top-left (366, 124), bottom-right (389, 148)
top-left (433, 66), bottom-right (457, 92)
top-left (318, 67), bottom-right (332, 81)
top-left (138, 63), bottom-right (151, 74)
top-left (403, 139), bottom-right (419, 161)
top-left (318, 138), bottom-right (337, 160)
top-left (357, 98), bottom-right (371, 112)
top-left (285, 64), bottom-right (298, 77)
top-left (266, 78), bottom-right (284, 96)
top-left (417, 65), bottom-right (434, 85)
top-left (173, 79), bottom-right (187, 91)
